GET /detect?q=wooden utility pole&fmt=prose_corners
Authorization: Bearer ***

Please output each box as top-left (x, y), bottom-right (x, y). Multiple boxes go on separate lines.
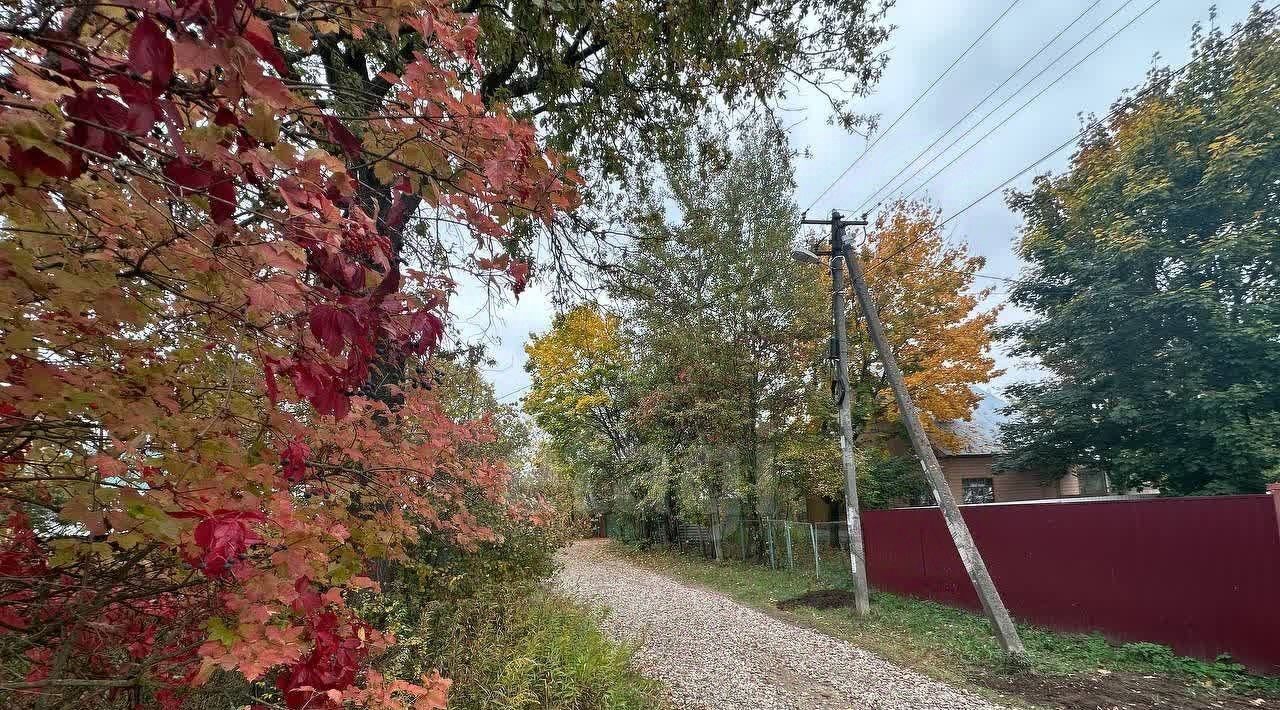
top-left (798, 211), bottom-right (870, 616)
top-left (840, 234), bottom-right (1027, 658)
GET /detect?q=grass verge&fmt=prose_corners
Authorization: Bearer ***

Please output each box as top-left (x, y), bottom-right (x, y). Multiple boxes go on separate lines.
top-left (398, 587), bottom-right (665, 710)
top-left (617, 542), bottom-right (1280, 709)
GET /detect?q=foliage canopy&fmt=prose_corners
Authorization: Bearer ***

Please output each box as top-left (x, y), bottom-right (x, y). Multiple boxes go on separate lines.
top-left (999, 9), bottom-right (1280, 495)
top-left (0, 0), bottom-right (575, 706)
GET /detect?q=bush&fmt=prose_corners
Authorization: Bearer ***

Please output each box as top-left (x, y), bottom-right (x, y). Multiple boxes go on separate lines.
top-left (386, 587), bottom-right (662, 710)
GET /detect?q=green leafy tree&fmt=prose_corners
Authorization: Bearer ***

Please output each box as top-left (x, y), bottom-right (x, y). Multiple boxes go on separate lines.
top-left (433, 357), bottom-right (535, 471)
top-left (617, 127), bottom-right (830, 526)
top-left (471, 0), bottom-right (893, 186)
top-left (999, 8), bottom-right (1280, 495)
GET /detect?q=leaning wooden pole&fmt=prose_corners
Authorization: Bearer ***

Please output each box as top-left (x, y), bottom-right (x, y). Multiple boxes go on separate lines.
top-left (841, 239), bottom-right (1027, 658)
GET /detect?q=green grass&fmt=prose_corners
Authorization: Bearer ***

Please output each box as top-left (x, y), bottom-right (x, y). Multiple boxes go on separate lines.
top-left (398, 587), bottom-right (666, 710)
top-left (618, 542), bottom-right (1280, 702)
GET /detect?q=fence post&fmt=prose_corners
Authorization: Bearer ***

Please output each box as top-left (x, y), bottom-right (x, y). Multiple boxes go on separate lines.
top-left (785, 522), bottom-right (794, 569)
top-left (766, 519), bottom-right (777, 570)
top-left (711, 506), bottom-right (723, 562)
top-left (739, 517), bottom-right (747, 561)
top-left (810, 523), bottom-right (820, 579)
top-left (1269, 484), bottom-right (1280, 544)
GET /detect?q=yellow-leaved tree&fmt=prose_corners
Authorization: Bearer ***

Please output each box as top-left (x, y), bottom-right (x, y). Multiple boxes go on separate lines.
top-left (848, 199), bottom-right (1002, 450)
top-left (523, 306), bottom-right (635, 502)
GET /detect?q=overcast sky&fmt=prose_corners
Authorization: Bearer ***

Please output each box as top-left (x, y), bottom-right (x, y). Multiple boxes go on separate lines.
top-left (456, 0), bottom-right (1257, 405)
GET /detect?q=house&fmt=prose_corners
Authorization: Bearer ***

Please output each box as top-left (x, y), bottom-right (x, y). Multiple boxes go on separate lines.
top-left (805, 387), bottom-right (1106, 520)
top-left (932, 387), bottom-right (1106, 504)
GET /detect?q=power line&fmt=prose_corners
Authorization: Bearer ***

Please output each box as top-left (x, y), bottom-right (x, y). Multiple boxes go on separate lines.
top-left (935, 2), bottom-right (1280, 232)
top-left (495, 382), bottom-right (532, 402)
top-left (802, 0), bottom-right (1024, 214)
top-left (860, 0), bottom-right (1168, 279)
top-left (897, 0), bottom-right (1162, 208)
top-left (853, 0), bottom-right (1105, 216)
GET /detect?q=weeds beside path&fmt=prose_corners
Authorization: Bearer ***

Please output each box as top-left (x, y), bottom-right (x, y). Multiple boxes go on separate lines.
top-left (620, 542), bottom-right (1280, 710)
top-left (556, 539), bottom-right (1004, 710)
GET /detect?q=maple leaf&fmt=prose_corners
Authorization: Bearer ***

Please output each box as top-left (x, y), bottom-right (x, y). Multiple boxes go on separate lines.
top-left (244, 17), bottom-right (288, 75)
top-left (209, 173), bottom-right (236, 224)
top-left (128, 17), bottom-right (175, 96)
top-left (323, 116), bottom-right (362, 160)
top-left (308, 304), bottom-right (360, 357)
top-left (508, 260), bottom-right (530, 297)
top-left (164, 158), bottom-right (213, 194)
top-left (280, 437), bottom-right (310, 482)
top-left (177, 511), bottom-right (265, 577)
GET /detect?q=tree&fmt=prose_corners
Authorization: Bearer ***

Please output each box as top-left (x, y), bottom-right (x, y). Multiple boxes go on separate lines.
top-left (469, 0), bottom-right (894, 186)
top-left (999, 8), bottom-right (1280, 495)
top-left (460, 0), bottom-right (894, 296)
top-left (0, 2), bottom-right (574, 707)
top-left (845, 200), bottom-right (1003, 449)
top-left (524, 305), bottom-right (635, 505)
top-left (616, 127), bottom-right (830, 528)
top-left (432, 357), bottom-right (534, 471)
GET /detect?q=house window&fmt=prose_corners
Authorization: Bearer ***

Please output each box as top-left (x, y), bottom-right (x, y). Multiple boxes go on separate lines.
top-left (962, 477), bottom-right (995, 504)
top-left (1079, 469), bottom-right (1109, 496)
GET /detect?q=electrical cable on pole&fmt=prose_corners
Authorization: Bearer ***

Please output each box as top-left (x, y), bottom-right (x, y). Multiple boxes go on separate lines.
top-left (803, 0), bottom-right (1024, 214)
top-left (853, 0), bottom-right (1105, 215)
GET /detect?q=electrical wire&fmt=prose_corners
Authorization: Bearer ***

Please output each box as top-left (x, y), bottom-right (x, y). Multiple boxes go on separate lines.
top-left (894, 0), bottom-right (1163, 208)
top-left (933, 2), bottom-right (1280, 232)
top-left (862, 0), bottom-right (1205, 280)
top-left (802, 0), bottom-right (1024, 214)
top-left (495, 382), bottom-right (533, 402)
top-left (853, 0), bottom-right (1105, 216)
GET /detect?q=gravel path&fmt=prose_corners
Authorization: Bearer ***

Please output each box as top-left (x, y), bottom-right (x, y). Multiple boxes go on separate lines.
top-left (555, 539), bottom-right (1006, 710)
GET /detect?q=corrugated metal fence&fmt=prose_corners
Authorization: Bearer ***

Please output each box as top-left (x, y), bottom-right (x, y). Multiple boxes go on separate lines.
top-left (861, 491), bottom-right (1280, 673)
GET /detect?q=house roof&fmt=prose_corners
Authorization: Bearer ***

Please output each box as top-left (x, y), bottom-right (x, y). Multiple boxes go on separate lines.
top-left (937, 386), bottom-right (1010, 456)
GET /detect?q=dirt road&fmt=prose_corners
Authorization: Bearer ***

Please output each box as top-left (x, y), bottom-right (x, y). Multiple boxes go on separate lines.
top-left (555, 539), bottom-right (1005, 710)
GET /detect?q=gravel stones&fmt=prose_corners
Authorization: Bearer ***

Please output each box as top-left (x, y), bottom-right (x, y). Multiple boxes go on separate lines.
top-left (555, 539), bottom-right (1006, 710)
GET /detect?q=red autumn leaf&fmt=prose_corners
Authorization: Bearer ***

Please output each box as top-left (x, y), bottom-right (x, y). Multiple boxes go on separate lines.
top-left (163, 158), bottom-right (213, 194)
top-left (276, 611), bottom-right (367, 709)
top-left (65, 90), bottom-right (130, 158)
top-left (406, 310), bottom-right (443, 355)
top-left (107, 77), bottom-right (160, 134)
top-left (322, 116), bottom-right (362, 160)
top-left (213, 105), bottom-right (238, 127)
top-left (211, 0), bottom-right (237, 36)
top-left (307, 249), bottom-right (365, 293)
top-left (7, 143), bottom-right (73, 179)
top-left (263, 360), bottom-right (281, 403)
top-left (383, 192), bottom-right (412, 234)
top-left (280, 437), bottom-right (311, 482)
top-left (308, 304), bottom-right (360, 357)
top-left (370, 265), bottom-right (401, 301)
top-left (209, 174), bottom-right (236, 224)
top-left (477, 254), bottom-right (510, 270)
top-left (128, 17), bottom-right (174, 95)
top-left (178, 511), bottom-right (264, 577)
top-left (287, 359), bottom-right (352, 419)
top-left (244, 17), bottom-right (288, 75)
top-left (508, 260), bottom-right (530, 297)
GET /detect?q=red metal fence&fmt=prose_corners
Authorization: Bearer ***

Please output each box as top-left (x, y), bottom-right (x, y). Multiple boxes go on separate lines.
top-left (861, 489), bottom-right (1280, 673)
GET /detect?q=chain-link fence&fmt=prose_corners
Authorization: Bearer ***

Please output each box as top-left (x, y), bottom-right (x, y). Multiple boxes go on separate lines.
top-left (602, 509), bottom-right (860, 582)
